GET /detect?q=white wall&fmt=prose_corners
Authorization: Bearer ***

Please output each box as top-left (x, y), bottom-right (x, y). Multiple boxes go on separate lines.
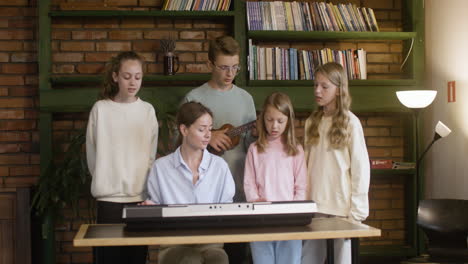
top-left (425, 0), bottom-right (468, 199)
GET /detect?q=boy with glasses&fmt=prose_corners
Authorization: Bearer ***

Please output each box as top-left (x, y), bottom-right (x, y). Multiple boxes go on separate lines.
top-left (182, 35), bottom-right (257, 264)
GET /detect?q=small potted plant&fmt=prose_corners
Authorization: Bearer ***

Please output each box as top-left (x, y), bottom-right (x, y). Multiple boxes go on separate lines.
top-left (160, 38), bottom-right (179, 75)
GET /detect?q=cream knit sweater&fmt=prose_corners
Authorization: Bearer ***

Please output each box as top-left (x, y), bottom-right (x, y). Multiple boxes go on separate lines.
top-left (86, 98), bottom-right (158, 203)
top-left (304, 111), bottom-right (370, 221)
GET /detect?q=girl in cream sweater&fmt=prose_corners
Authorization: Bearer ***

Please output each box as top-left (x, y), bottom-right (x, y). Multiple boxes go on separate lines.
top-left (86, 51), bottom-right (158, 264)
top-left (302, 62), bottom-right (370, 264)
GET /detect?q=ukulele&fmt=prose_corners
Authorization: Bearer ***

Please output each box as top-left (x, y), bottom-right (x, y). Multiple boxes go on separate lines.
top-left (207, 120), bottom-right (256, 156)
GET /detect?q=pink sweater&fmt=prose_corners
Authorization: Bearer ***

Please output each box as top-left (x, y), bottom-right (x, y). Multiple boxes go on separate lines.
top-left (243, 137), bottom-right (307, 202)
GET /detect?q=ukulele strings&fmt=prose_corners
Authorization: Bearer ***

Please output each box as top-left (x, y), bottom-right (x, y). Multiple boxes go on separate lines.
top-left (227, 122), bottom-right (255, 137)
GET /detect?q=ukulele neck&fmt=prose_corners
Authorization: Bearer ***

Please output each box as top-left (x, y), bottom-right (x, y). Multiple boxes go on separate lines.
top-left (226, 121), bottom-right (255, 137)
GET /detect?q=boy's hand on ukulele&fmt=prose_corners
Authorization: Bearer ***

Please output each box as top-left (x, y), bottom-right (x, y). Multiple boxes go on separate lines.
top-left (210, 128), bottom-right (232, 152)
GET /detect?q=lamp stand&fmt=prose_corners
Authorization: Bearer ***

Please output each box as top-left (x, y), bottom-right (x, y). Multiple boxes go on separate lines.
top-left (413, 110), bottom-right (444, 256)
top-left (411, 109), bottom-right (424, 256)
top-left (412, 108), bottom-right (422, 196)
top-left (417, 133), bottom-right (441, 165)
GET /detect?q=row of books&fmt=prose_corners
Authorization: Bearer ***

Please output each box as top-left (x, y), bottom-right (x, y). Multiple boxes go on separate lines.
top-left (248, 40), bottom-right (367, 81)
top-left (162, 0), bottom-right (231, 11)
top-left (247, 1), bottom-right (380, 32)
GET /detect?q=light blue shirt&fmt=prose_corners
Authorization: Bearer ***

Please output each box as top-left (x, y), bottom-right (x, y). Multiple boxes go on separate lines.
top-left (147, 147), bottom-right (235, 204)
top-left (184, 83), bottom-right (257, 202)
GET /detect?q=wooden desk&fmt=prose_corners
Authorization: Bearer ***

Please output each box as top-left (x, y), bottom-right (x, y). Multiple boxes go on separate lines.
top-left (74, 218), bottom-right (380, 263)
top-left (74, 218), bottom-right (379, 247)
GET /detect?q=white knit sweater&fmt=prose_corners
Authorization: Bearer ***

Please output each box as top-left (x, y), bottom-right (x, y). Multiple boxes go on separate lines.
top-left (86, 98), bottom-right (158, 203)
top-left (304, 111), bottom-right (370, 221)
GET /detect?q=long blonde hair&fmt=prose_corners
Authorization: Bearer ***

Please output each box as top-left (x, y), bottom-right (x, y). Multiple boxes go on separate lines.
top-left (257, 92), bottom-right (299, 156)
top-left (306, 62), bottom-right (351, 149)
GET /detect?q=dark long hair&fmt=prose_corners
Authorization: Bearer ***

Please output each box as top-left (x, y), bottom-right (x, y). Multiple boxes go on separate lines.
top-left (99, 51), bottom-right (144, 100)
top-left (176, 101), bottom-right (213, 146)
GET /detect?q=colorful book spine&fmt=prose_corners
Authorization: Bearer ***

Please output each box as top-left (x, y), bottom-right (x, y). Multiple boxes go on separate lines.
top-left (248, 43), bottom-right (367, 80)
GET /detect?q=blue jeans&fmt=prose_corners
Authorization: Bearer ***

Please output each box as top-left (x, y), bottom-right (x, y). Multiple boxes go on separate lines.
top-left (250, 240), bottom-right (302, 264)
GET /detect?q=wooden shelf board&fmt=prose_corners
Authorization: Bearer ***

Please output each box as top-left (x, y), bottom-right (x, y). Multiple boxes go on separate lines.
top-left (245, 85), bottom-right (420, 113)
top-left (50, 74), bottom-right (211, 84)
top-left (248, 79), bottom-right (417, 87)
top-left (40, 85), bottom-right (418, 114)
top-left (248, 31), bottom-right (417, 40)
top-left (39, 87), bottom-right (192, 113)
top-left (50, 10), bottom-right (235, 17)
top-left (371, 169), bottom-right (416, 177)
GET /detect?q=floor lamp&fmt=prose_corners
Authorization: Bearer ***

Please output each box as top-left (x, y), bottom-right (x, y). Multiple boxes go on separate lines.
top-left (396, 90), bottom-right (438, 172)
top-left (395, 90), bottom-right (437, 255)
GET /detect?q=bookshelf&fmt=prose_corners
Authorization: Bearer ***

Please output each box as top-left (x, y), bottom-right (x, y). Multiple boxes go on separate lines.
top-left (40, 1), bottom-right (424, 113)
top-left (241, 0), bottom-right (424, 112)
top-left (38, 0), bottom-right (424, 261)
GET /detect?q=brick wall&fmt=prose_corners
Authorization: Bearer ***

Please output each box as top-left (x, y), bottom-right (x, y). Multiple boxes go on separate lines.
top-left (0, 1), bottom-right (39, 188)
top-left (51, 0), bottom-right (230, 77)
top-left (0, 0), bottom-right (412, 263)
top-left (51, 16), bottom-right (229, 76)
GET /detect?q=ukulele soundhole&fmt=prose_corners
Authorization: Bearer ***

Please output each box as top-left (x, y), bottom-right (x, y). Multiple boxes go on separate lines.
top-left (207, 121), bottom-right (256, 156)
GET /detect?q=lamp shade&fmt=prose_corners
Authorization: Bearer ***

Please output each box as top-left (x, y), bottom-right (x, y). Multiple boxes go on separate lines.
top-left (396, 90), bottom-right (437, 108)
top-left (435, 121), bottom-right (451, 138)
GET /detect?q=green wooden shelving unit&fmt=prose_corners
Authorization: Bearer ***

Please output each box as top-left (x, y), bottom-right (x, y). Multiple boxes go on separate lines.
top-left (38, 0), bottom-right (425, 262)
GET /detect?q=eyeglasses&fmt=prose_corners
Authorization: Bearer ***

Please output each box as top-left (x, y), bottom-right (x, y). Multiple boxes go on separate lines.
top-left (213, 63), bottom-right (241, 74)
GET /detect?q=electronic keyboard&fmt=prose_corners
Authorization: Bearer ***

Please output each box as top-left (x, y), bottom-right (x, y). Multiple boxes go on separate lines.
top-left (123, 200), bottom-right (316, 231)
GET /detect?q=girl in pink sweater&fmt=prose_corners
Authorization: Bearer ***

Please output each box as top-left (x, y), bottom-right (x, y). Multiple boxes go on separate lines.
top-left (244, 92), bottom-right (307, 264)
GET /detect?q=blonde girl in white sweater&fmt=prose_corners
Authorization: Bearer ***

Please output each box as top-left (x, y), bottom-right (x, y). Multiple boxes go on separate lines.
top-left (301, 62), bottom-right (370, 264)
top-left (86, 51), bottom-right (158, 264)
